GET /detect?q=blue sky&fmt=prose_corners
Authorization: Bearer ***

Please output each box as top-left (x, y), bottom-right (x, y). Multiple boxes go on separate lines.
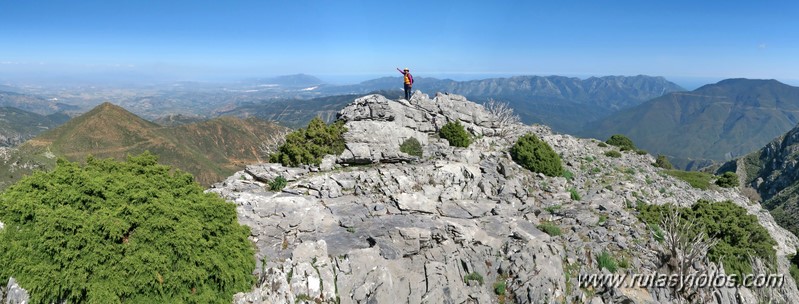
top-left (0, 1), bottom-right (797, 86)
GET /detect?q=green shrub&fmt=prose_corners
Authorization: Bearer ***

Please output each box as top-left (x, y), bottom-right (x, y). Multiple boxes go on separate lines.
top-left (649, 223), bottom-right (665, 243)
top-left (464, 272), bottom-right (484, 285)
top-left (493, 281), bottom-right (507, 295)
top-left (569, 187), bottom-right (581, 201)
top-left (790, 253), bottom-right (799, 290)
top-left (604, 150), bottom-right (622, 158)
top-left (638, 200), bottom-right (777, 278)
top-left (538, 221), bottom-right (562, 236)
top-left (544, 204), bottom-right (562, 214)
top-left (269, 176), bottom-right (288, 191)
top-left (399, 137), bottom-right (423, 157)
top-left (597, 142), bottom-right (608, 147)
top-left (562, 169), bottom-right (574, 180)
top-left (618, 257), bottom-right (630, 269)
top-left (664, 170), bottom-right (712, 190)
top-left (597, 251), bottom-right (618, 273)
top-left (270, 117), bottom-right (347, 166)
top-left (715, 171), bottom-right (739, 188)
top-left (510, 133), bottom-right (563, 177)
top-left (606, 134), bottom-right (636, 150)
top-left (598, 214), bottom-right (608, 225)
top-left (654, 155), bottom-right (673, 169)
top-left (0, 153), bottom-right (255, 304)
top-left (636, 149), bottom-right (648, 155)
top-left (439, 120), bottom-right (472, 148)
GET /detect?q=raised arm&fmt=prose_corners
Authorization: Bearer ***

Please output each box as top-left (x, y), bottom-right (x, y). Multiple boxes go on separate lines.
top-left (397, 68), bottom-right (405, 74)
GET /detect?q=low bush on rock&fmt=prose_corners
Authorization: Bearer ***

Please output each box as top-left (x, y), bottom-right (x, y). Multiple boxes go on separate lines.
top-left (270, 117), bottom-right (347, 166)
top-left (463, 272), bottom-right (484, 285)
top-left (604, 150), bottom-right (622, 158)
top-left (510, 133), bottom-right (563, 177)
top-left (654, 155), bottom-right (673, 169)
top-left (538, 222), bottom-right (562, 236)
top-left (638, 200), bottom-right (777, 278)
top-left (399, 137), bottom-right (423, 157)
top-left (269, 176), bottom-right (288, 191)
top-left (715, 171), bottom-right (739, 188)
top-left (0, 153), bottom-right (255, 304)
top-left (606, 134), bottom-right (636, 151)
top-left (439, 120), bottom-right (472, 148)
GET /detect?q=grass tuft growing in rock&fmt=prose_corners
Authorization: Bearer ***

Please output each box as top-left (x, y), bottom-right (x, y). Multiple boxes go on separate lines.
top-left (538, 221), bottom-right (562, 236)
top-left (269, 176), bottom-right (288, 191)
top-left (664, 169), bottom-right (713, 190)
top-left (597, 251), bottom-right (618, 273)
top-left (464, 272), bottom-right (484, 285)
top-left (569, 187), bottom-right (581, 201)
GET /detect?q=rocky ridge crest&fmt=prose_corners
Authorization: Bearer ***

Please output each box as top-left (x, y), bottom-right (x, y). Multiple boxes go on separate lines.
top-left (210, 91), bottom-right (799, 303)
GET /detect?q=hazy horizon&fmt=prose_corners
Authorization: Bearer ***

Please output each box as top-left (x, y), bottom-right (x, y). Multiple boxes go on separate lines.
top-left (2, 1), bottom-right (797, 91)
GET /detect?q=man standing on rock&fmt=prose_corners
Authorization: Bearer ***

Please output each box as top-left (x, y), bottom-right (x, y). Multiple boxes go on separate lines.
top-left (397, 67), bottom-right (414, 100)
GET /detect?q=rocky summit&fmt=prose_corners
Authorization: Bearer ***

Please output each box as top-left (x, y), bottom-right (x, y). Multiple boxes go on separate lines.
top-left (207, 91), bottom-right (799, 304)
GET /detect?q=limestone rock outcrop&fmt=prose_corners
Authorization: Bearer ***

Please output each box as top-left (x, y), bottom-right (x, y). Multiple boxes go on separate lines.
top-left (211, 92), bottom-right (799, 304)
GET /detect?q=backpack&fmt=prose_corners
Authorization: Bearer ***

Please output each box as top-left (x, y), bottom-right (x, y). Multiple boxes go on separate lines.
top-left (407, 73), bottom-right (414, 85)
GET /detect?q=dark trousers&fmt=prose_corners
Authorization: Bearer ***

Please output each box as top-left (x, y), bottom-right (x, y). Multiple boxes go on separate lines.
top-left (404, 84), bottom-right (412, 100)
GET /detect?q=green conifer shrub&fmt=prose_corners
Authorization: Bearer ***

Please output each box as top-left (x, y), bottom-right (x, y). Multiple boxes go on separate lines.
top-left (604, 150), bottom-right (622, 158)
top-left (654, 155), bottom-right (673, 169)
top-left (399, 137), bottom-right (423, 157)
top-left (439, 120), bottom-right (472, 148)
top-left (606, 134), bottom-right (636, 151)
top-left (510, 133), bottom-right (563, 177)
top-left (638, 200), bottom-right (776, 278)
top-left (0, 153), bottom-right (255, 304)
top-left (270, 117), bottom-right (347, 166)
top-left (715, 171), bottom-right (739, 188)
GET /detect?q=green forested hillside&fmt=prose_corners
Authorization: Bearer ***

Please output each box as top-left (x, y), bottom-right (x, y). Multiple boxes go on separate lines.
top-left (582, 79), bottom-right (799, 169)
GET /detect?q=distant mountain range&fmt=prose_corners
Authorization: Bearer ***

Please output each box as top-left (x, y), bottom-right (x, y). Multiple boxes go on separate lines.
top-left (20, 102), bottom-right (286, 186)
top-left (581, 79), bottom-right (799, 169)
top-left (315, 75), bottom-right (684, 133)
top-left (0, 90), bottom-right (79, 115)
top-left (216, 94), bottom-right (365, 128)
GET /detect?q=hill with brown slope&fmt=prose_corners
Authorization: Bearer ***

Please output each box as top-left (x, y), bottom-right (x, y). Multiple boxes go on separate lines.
top-left (22, 102), bottom-right (285, 186)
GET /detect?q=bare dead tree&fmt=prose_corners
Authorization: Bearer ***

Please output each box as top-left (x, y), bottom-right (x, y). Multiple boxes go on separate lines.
top-left (485, 99), bottom-right (521, 138)
top-left (657, 207), bottom-right (719, 303)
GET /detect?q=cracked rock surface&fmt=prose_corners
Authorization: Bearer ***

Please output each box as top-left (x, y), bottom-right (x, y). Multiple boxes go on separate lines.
top-left (209, 92), bottom-right (799, 304)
